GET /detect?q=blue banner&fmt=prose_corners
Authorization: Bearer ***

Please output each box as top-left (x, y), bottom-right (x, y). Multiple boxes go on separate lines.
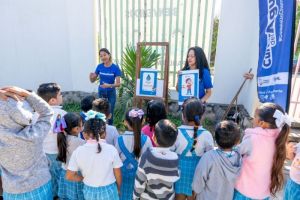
top-left (257, 0), bottom-right (295, 111)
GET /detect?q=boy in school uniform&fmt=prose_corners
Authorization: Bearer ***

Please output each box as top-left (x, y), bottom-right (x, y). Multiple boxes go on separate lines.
top-left (37, 83), bottom-right (66, 197)
top-left (134, 119), bottom-right (180, 200)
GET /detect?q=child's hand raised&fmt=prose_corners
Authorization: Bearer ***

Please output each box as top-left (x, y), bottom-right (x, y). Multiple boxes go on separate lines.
top-left (0, 86), bottom-right (30, 101)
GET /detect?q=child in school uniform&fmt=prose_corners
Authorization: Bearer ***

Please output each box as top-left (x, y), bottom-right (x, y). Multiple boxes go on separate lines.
top-left (115, 108), bottom-right (152, 200)
top-left (92, 98), bottom-right (119, 145)
top-left (173, 97), bottom-right (214, 200)
top-left (66, 111), bottom-right (122, 200)
top-left (192, 120), bottom-right (251, 200)
top-left (79, 95), bottom-right (96, 139)
top-left (284, 141), bottom-right (300, 200)
top-left (234, 103), bottom-right (291, 200)
top-left (134, 119), bottom-right (180, 200)
top-left (142, 100), bottom-right (167, 146)
top-left (56, 113), bottom-right (85, 200)
top-left (37, 83), bottom-right (66, 197)
top-left (0, 86), bottom-right (53, 199)
top-left (80, 95), bottom-right (96, 123)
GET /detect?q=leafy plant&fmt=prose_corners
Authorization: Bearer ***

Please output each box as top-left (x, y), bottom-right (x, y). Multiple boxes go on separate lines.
top-left (114, 45), bottom-right (160, 129)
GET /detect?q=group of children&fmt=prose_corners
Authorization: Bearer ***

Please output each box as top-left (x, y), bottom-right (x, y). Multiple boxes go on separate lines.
top-left (0, 83), bottom-right (299, 200)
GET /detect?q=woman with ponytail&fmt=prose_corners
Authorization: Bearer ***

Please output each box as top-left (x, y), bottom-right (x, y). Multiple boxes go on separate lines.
top-left (234, 103), bottom-right (292, 200)
top-left (66, 111), bottom-right (123, 200)
top-left (174, 97), bottom-right (214, 200)
top-left (115, 108), bottom-right (152, 200)
top-left (56, 113), bottom-right (85, 200)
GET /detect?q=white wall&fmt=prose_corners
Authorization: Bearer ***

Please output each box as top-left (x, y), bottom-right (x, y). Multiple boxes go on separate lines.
top-left (0, 0), bottom-right (98, 92)
top-left (210, 0), bottom-right (260, 116)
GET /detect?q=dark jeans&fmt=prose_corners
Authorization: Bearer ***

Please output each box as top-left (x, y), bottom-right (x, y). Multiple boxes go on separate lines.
top-left (98, 89), bottom-right (116, 125)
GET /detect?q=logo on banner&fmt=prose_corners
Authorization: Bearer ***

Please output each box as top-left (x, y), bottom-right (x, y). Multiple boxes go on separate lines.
top-left (262, 0), bottom-right (279, 69)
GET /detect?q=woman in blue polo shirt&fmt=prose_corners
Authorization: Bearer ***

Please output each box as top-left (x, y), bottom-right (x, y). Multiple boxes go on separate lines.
top-left (176, 46), bottom-right (213, 103)
top-left (89, 48), bottom-right (121, 125)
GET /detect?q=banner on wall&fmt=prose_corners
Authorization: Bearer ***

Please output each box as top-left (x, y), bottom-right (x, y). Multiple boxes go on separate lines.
top-left (257, 0), bottom-right (295, 111)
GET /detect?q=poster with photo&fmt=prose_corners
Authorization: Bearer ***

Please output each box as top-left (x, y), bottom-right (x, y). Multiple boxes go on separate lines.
top-left (178, 69), bottom-right (199, 105)
top-left (139, 68), bottom-right (158, 96)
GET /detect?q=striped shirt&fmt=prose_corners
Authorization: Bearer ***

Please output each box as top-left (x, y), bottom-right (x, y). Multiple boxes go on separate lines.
top-left (134, 147), bottom-right (179, 200)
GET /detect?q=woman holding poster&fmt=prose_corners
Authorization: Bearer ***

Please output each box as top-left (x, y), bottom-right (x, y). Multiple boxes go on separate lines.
top-left (89, 48), bottom-right (121, 125)
top-left (176, 46), bottom-right (213, 103)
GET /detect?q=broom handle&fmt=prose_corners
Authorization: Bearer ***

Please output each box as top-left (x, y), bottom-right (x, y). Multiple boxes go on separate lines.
top-left (222, 68), bottom-right (252, 121)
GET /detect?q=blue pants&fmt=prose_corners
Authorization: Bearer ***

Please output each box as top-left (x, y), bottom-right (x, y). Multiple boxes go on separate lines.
top-left (284, 178), bottom-right (300, 200)
top-left (98, 89), bottom-right (116, 125)
top-left (3, 181), bottom-right (52, 200)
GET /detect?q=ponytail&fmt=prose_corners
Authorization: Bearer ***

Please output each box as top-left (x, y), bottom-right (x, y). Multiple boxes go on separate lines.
top-left (132, 117), bottom-right (142, 158)
top-left (83, 117), bottom-right (106, 154)
top-left (191, 115), bottom-right (200, 152)
top-left (270, 124), bottom-right (289, 195)
top-left (57, 132), bottom-right (67, 163)
top-left (125, 108), bottom-right (144, 158)
top-left (55, 113), bottom-right (82, 163)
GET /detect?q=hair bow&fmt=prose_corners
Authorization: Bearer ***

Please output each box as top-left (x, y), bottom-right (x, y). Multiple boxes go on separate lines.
top-left (273, 110), bottom-right (293, 129)
top-left (85, 110), bottom-right (106, 122)
top-left (129, 109), bottom-right (144, 119)
top-left (53, 115), bottom-right (67, 133)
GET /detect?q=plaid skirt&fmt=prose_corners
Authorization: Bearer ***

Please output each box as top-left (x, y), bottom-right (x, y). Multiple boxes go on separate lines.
top-left (58, 169), bottom-right (84, 200)
top-left (46, 153), bottom-right (62, 197)
top-left (120, 167), bottom-right (135, 200)
top-left (83, 182), bottom-right (119, 200)
top-left (3, 181), bottom-right (52, 200)
top-left (233, 189), bottom-right (269, 200)
top-left (175, 156), bottom-right (200, 196)
top-left (284, 178), bottom-right (300, 200)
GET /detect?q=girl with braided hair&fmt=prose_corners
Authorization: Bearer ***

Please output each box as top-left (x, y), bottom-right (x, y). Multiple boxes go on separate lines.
top-left (173, 97), bottom-right (214, 200)
top-left (66, 111), bottom-right (122, 200)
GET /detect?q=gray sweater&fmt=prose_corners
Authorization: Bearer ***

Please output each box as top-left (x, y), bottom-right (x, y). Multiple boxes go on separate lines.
top-left (0, 93), bottom-right (53, 194)
top-left (192, 149), bottom-right (242, 200)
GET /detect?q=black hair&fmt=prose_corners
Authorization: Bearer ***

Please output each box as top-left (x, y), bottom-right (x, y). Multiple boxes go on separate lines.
top-left (146, 100), bottom-right (167, 132)
top-left (215, 120), bottom-right (240, 149)
top-left (99, 48), bottom-right (112, 62)
top-left (182, 46), bottom-right (210, 79)
top-left (83, 118), bottom-right (106, 153)
top-left (99, 48), bottom-right (111, 55)
top-left (182, 97), bottom-right (205, 152)
top-left (57, 113), bottom-right (82, 163)
top-left (92, 98), bottom-right (111, 117)
top-left (37, 83), bottom-right (61, 103)
top-left (125, 108), bottom-right (144, 158)
top-left (81, 95), bottom-right (96, 112)
top-left (154, 119), bottom-right (178, 147)
top-left (256, 103), bottom-right (290, 195)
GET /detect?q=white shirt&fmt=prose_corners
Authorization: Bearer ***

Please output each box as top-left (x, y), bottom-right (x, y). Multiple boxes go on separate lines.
top-left (68, 139), bottom-right (123, 187)
top-left (115, 131), bottom-right (152, 162)
top-left (173, 125), bottom-right (214, 157)
top-left (61, 135), bottom-right (85, 170)
top-left (105, 124), bottom-right (119, 145)
top-left (43, 106), bottom-right (67, 154)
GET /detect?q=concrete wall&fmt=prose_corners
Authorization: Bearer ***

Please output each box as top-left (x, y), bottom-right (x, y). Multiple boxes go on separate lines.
top-left (0, 0), bottom-right (98, 92)
top-left (210, 0), bottom-right (260, 116)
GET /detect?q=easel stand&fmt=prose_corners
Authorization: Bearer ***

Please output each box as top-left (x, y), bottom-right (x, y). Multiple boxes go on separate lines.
top-left (134, 42), bottom-right (170, 112)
